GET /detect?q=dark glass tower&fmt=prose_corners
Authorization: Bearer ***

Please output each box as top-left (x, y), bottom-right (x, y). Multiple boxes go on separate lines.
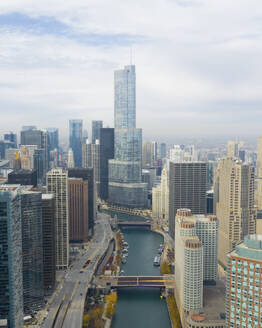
top-left (46, 128), bottom-right (59, 151)
top-left (0, 186), bottom-right (24, 328)
top-left (108, 65), bottom-right (147, 208)
top-left (69, 120), bottom-right (83, 168)
top-left (92, 120), bottom-right (103, 144)
top-left (99, 128), bottom-right (114, 200)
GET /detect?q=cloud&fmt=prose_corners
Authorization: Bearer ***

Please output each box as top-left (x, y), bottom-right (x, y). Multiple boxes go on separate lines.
top-left (0, 0), bottom-right (262, 142)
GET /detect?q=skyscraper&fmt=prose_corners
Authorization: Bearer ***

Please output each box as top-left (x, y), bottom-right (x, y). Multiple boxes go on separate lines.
top-left (4, 132), bottom-right (17, 148)
top-left (46, 169), bottom-right (69, 269)
top-left (214, 157), bottom-right (256, 269)
top-left (46, 127), bottom-right (59, 151)
top-left (169, 162), bottom-right (207, 239)
top-left (42, 194), bottom-right (56, 290)
top-left (7, 169), bottom-right (37, 187)
top-left (20, 188), bottom-right (44, 314)
top-left (226, 235), bottom-right (262, 328)
top-left (20, 128), bottom-right (48, 175)
top-left (142, 142), bottom-right (155, 167)
top-left (68, 168), bottom-right (96, 236)
top-left (0, 185), bottom-right (24, 328)
top-left (67, 148), bottom-right (75, 168)
top-left (68, 178), bottom-right (89, 243)
top-left (256, 136), bottom-right (262, 209)
top-left (69, 119), bottom-right (83, 168)
top-left (160, 143), bottom-right (167, 159)
top-left (227, 140), bottom-right (239, 158)
top-left (108, 65), bottom-right (147, 208)
top-left (99, 128), bottom-right (114, 201)
top-left (92, 120), bottom-right (103, 144)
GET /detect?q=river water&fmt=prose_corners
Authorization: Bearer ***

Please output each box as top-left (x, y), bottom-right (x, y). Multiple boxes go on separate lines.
top-left (111, 226), bottom-right (171, 328)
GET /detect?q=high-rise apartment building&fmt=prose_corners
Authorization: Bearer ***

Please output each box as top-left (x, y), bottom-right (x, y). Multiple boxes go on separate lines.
top-left (226, 235), bottom-right (262, 328)
top-left (169, 162), bottom-right (207, 239)
top-left (99, 128), bottom-right (114, 201)
top-left (175, 210), bottom-right (203, 314)
top-left (20, 188), bottom-right (44, 314)
top-left (214, 157), bottom-right (256, 269)
top-left (227, 140), bottom-right (239, 158)
top-left (69, 119), bottom-right (83, 168)
top-left (0, 185), bottom-right (24, 328)
top-left (109, 65), bottom-right (147, 208)
top-left (256, 136), bottom-right (262, 209)
top-left (42, 194), bottom-right (56, 289)
top-left (68, 178), bottom-right (89, 243)
top-left (46, 168), bottom-right (69, 269)
top-left (92, 120), bottom-right (103, 144)
top-left (68, 168), bottom-right (96, 236)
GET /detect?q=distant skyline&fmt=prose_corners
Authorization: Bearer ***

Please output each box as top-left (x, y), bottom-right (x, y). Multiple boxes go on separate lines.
top-left (0, 1), bottom-right (262, 140)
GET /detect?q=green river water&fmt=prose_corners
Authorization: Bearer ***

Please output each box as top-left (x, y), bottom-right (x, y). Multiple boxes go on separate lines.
top-left (111, 224), bottom-right (171, 328)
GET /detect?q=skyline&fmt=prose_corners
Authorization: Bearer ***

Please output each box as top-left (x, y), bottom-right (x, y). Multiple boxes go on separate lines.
top-left (1, 1), bottom-right (262, 139)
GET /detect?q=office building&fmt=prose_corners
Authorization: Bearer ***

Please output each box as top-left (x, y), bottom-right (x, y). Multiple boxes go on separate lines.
top-left (226, 235), bottom-right (262, 328)
top-left (152, 166), bottom-right (169, 220)
top-left (169, 162), bottom-right (207, 239)
top-left (20, 145), bottom-right (31, 169)
top-left (68, 178), bottom-right (89, 243)
top-left (69, 119), bottom-right (83, 168)
top-left (82, 140), bottom-right (100, 193)
top-left (82, 140), bottom-right (92, 168)
top-left (20, 128), bottom-right (49, 175)
top-left (5, 148), bottom-right (19, 168)
top-left (67, 148), bottom-right (75, 168)
top-left (160, 142), bottom-right (166, 159)
top-left (0, 185), bottom-right (24, 328)
top-left (99, 128), bottom-right (114, 200)
top-left (169, 145), bottom-right (184, 162)
top-left (46, 169), bottom-right (69, 269)
top-left (142, 142), bottom-right (155, 167)
top-left (7, 169), bottom-right (37, 187)
top-left (109, 65), bottom-right (147, 208)
top-left (68, 168), bottom-right (96, 236)
top-left (22, 125), bottom-right (37, 131)
top-left (92, 120), bottom-right (103, 144)
top-left (20, 188), bottom-right (44, 314)
top-left (227, 140), bottom-right (239, 158)
top-left (34, 149), bottom-right (45, 184)
top-left (42, 194), bottom-right (56, 289)
top-left (239, 149), bottom-right (245, 162)
top-left (4, 132), bottom-right (17, 148)
top-left (46, 128), bottom-right (59, 151)
top-left (214, 157), bottom-right (256, 269)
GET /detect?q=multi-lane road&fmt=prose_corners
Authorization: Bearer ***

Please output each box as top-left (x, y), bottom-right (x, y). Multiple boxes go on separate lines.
top-left (41, 212), bottom-right (112, 328)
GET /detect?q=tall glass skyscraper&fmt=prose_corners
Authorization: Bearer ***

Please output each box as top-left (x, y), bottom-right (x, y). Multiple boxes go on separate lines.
top-left (109, 65), bottom-right (147, 208)
top-left (69, 120), bottom-right (83, 168)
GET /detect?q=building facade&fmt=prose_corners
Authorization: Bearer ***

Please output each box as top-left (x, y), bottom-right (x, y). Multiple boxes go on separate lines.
top-left (108, 65), bottom-right (147, 208)
top-left (68, 178), bottom-right (89, 243)
top-left (42, 194), bottom-right (56, 289)
top-left (99, 128), bottom-right (114, 201)
top-left (214, 158), bottom-right (256, 269)
top-left (20, 189), bottom-right (44, 314)
top-left (7, 169), bottom-right (37, 187)
top-left (68, 168), bottom-right (96, 236)
top-left (169, 162), bottom-right (207, 239)
top-left (69, 119), bottom-right (83, 168)
top-left (46, 169), bottom-right (69, 269)
top-left (92, 120), bottom-right (103, 144)
top-left (0, 185), bottom-right (24, 328)
top-left (226, 235), bottom-right (262, 328)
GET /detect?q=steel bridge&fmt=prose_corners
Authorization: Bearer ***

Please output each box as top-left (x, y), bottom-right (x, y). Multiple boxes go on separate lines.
top-left (118, 221), bottom-right (151, 227)
top-left (105, 276), bottom-right (172, 288)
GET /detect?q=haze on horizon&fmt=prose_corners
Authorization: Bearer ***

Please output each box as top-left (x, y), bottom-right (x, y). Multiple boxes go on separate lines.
top-left (0, 0), bottom-right (262, 141)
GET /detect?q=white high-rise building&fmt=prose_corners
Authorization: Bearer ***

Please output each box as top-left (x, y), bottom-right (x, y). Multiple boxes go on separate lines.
top-left (175, 209), bottom-right (203, 314)
top-left (152, 166), bottom-right (169, 221)
top-left (46, 168), bottom-right (69, 269)
top-left (169, 145), bottom-right (184, 163)
top-left (67, 148), bottom-right (75, 168)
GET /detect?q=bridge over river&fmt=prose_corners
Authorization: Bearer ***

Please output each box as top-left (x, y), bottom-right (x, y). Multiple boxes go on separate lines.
top-left (117, 221), bottom-right (151, 228)
top-left (97, 275), bottom-right (174, 289)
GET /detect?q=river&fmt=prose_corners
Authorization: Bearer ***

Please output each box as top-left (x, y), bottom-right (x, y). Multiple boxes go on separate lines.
top-left (111, 225), bottom-right (171, 328)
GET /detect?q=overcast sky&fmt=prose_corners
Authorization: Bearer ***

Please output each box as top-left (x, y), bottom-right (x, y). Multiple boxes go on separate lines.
top-left (0, 0), bottom-right (262, 142)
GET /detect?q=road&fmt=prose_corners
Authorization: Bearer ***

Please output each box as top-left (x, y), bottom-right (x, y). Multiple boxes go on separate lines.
top-left (41, 212), bottom-right (112, 328)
